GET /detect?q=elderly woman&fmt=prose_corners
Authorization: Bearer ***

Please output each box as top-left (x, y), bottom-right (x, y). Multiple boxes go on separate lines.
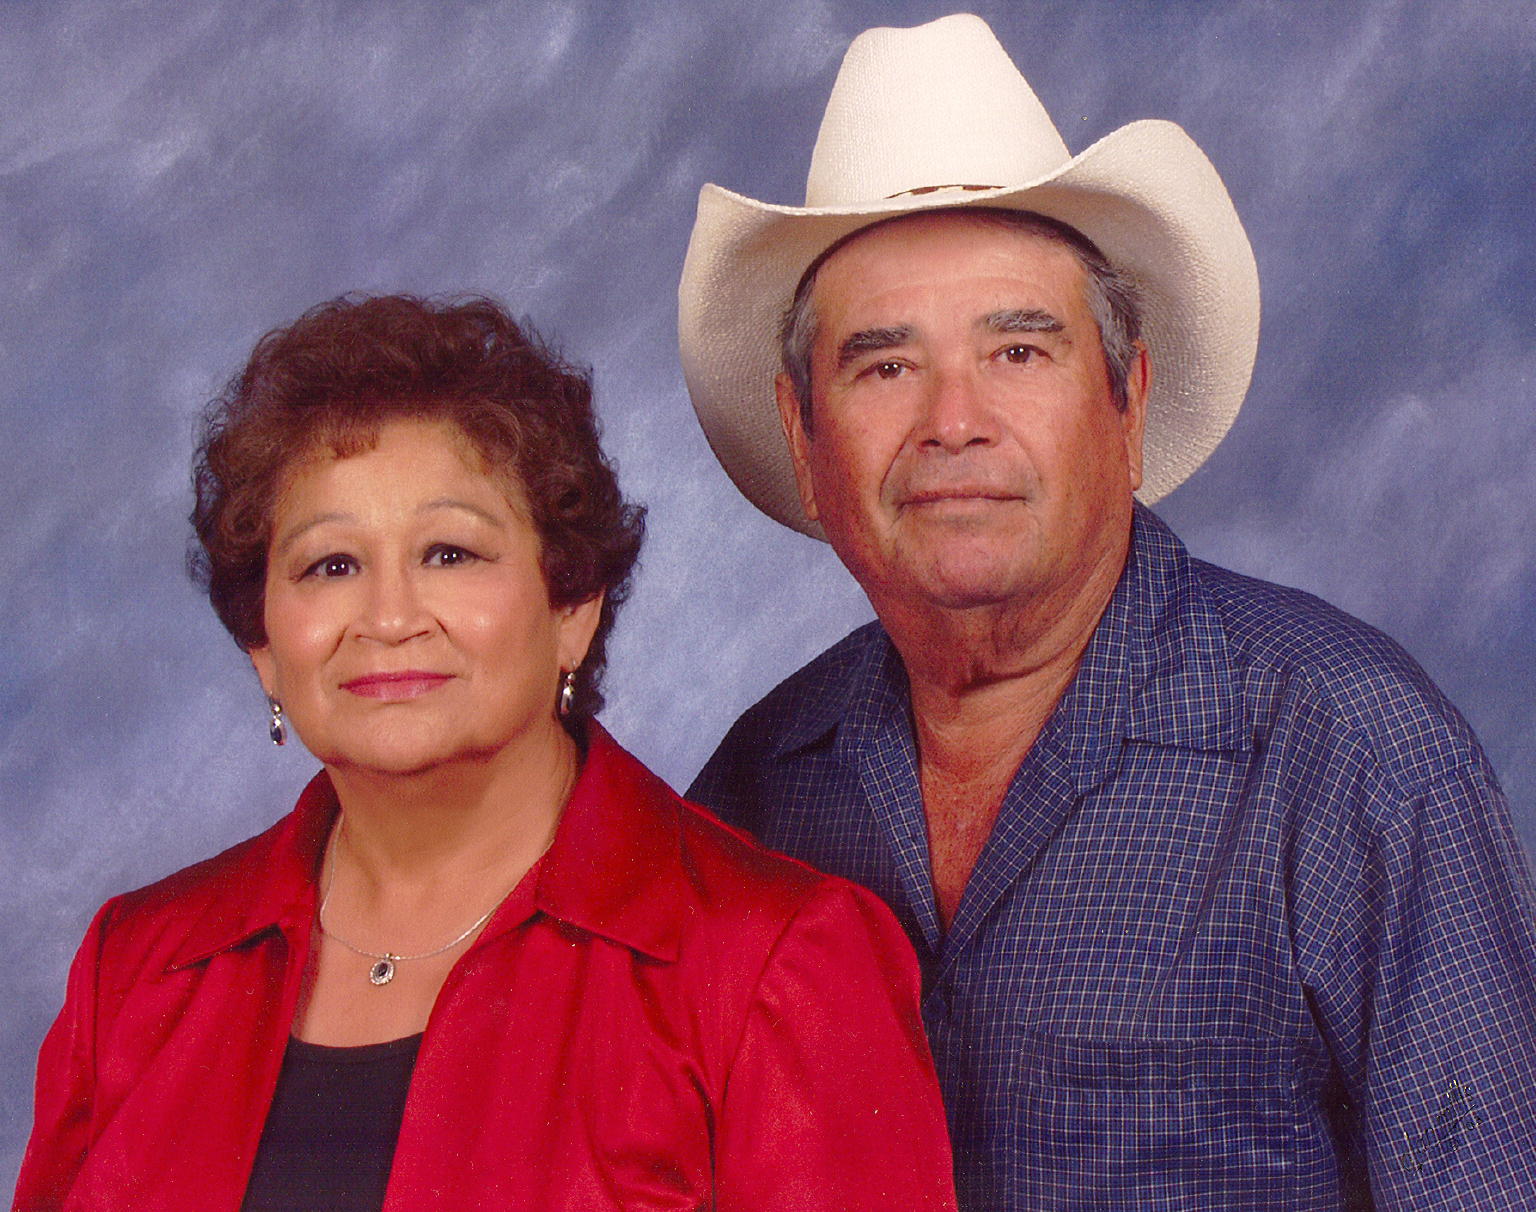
top-left (14, 295), bottom-right (956, 1211)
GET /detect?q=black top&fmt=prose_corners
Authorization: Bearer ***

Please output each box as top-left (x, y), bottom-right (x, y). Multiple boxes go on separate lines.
top-left (241, 1033), bottom-right (423, 1212)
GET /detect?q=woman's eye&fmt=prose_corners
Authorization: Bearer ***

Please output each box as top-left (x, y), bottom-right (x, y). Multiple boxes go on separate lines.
top-left (425, 544), bottom-right (479, 568)
top-left (302, 554), bottom-right (358, 579)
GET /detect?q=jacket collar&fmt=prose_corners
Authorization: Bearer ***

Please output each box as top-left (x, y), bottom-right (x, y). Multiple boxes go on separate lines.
top-left (770, 504), bottom-right (1249, 769)
top-left (530, 723), bottom-right (684, 963)
top-left (167, 723), bottom-right (685, 972)
top-left (167, 776), bottom-right (335, 971)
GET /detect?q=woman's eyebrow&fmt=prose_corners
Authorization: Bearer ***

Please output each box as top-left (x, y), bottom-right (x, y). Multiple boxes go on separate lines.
top-left (418, 497), bottom-right (503, 525)
top-left (272, 512), bottom-right (352, 554)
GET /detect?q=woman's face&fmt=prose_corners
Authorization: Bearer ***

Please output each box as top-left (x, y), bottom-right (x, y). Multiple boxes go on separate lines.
top-left (249, 417), bottom-right (601, 777)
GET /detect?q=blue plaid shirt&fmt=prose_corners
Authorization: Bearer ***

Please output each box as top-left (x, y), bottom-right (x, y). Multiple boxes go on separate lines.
top-left (689, 507), bottom-right (1536, 1211)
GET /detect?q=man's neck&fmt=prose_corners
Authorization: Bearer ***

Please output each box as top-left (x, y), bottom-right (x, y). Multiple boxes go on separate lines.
top-left (882, 528), bottom-right (1130, 754)
top-left (873, 526), bottom-right (1132, 930)
top-left (898, 574), bottom-right (1113, 841)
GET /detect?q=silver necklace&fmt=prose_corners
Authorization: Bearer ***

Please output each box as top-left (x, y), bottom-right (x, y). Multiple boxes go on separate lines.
top-left (317, 816), bottom-right (506, 987)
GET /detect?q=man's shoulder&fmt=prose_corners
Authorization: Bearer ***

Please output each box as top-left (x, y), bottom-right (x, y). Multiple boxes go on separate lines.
top-left (1191, 555), bottom-right (1414, 671)
top-left (687, 621), bottom-right (881, 819)
top-left (1186, 554), bottom-right (1486, 785)
top-left (722, 620), bottom-right (882, 747)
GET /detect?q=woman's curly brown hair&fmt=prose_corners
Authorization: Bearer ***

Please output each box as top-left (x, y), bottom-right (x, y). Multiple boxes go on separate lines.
top-left (189, 293), bottom-right (645, 719)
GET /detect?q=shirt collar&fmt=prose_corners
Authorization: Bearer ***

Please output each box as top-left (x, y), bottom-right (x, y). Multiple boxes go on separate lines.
top-left (1032, 504), bottom-right (1249, 796)
top-left (168, 723), bottom-right (685, 973)
top-left (769, 504), bottom-right (1248, 767)
top-left (1112, 504), bottom-right (1248, 752)
top-left (771, 620), bottom-right (894, 757)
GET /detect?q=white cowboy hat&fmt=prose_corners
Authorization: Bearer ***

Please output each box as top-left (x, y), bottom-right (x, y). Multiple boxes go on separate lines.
top-left (678, 13), bottom-right (1260, 538)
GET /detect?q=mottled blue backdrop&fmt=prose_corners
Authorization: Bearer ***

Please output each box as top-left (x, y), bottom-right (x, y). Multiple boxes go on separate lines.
top-left (4, 0), bottom-right (1534, 1188)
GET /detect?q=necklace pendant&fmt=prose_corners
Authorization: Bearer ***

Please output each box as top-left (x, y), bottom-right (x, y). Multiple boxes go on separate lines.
top-left (369, 958), bottom-right (397, 986)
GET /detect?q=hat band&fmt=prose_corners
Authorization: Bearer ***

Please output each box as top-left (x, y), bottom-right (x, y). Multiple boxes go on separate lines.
top-left (885, 182), bottom-right (1002, 199)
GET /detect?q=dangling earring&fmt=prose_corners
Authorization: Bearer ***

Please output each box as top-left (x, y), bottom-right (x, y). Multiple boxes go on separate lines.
top-left (558, 669), bottom-right (577, 718)
top-left (267, 696), bottom-right (287, 746)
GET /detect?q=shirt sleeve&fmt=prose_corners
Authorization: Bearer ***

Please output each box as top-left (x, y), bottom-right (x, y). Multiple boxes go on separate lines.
top-left (13, 901), bottom-right (112, 1212)
top-left (1305, 762), bottom-right (1536, 1210)
top-left (712, 876), bottom-right (958, 1211)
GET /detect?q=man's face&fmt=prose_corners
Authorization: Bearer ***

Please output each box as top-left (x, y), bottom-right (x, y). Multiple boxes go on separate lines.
top-left (778, 211), bottom-right (1147, 620)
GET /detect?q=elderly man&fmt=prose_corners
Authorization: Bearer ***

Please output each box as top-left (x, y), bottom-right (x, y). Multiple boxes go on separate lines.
top-left (679, 15), bottom-right (1536, 1212)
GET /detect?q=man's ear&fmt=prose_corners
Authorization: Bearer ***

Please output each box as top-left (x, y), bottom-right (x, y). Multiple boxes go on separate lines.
top-left (775, 372), bottom-right (820, 523)
top-left (1121, 342), bottom-right (1151, 494)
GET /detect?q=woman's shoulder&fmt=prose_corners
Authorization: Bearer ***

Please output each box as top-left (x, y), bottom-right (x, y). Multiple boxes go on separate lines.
top-left (86, 811), bottom-right (303, 974)
top-left (639, 754), bottom-right (904, 966)
top-left (675, 791), bottom-right (827, 905)
top-left (585, 726), bottom-right (880, 930)
top-left (673, 790), bottom-right (915, 964)
top-left (119, 819), bottom-right (285, 904)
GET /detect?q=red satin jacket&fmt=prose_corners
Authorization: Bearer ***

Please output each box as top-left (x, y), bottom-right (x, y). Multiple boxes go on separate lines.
top-left (15, 726), bottom-right (957, 1210)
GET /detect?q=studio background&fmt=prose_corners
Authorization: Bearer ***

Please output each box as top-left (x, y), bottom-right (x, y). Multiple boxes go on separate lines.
top-left (4, 0), bottom-right (1533, 1187)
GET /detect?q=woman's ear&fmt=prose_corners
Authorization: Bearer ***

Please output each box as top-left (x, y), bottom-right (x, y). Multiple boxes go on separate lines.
top-left (249, 645), bottom-right (277, 699)
top-left (558, 593), bottom-right (605, 674)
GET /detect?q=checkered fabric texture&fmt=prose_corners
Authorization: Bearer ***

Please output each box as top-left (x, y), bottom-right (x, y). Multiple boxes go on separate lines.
top-left (690, 506), bottom-right (1536, 1211)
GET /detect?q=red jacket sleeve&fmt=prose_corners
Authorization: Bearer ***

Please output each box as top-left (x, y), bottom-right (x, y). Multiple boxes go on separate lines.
top-left (713, 878), bottom-right (958, 1210)
top-left (13, 902), bottom-right (112, 1212)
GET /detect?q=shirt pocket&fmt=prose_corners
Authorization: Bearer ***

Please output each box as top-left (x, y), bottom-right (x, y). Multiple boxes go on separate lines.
top-left (1007, 1031), bottom-right (1339, 1207)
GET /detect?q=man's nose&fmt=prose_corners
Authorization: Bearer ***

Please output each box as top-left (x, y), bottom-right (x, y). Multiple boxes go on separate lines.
top-left (917, 367), bottom-right (999, 452)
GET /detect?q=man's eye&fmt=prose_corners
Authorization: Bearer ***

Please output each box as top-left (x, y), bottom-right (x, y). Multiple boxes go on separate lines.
top-left (425, 544), bottom-right (479, 568)
top-left (303, 554), bottom-right (358, 579)
top-left (872, 361), bottom-right (906, 379)
top-left (1001, 344), bottom-right (1039, 364)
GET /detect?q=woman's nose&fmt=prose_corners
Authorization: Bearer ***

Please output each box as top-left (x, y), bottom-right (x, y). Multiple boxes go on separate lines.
top-left (355, 565), bottom-right (431, 644)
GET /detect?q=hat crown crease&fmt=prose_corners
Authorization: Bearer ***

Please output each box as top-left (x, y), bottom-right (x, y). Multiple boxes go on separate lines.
top-left (805, 14), bottom-right (1071, 208)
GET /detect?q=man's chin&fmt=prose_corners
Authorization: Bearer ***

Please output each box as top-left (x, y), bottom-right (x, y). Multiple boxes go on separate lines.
top-left (826, 525), bottom-right (1041, 613)
top-left (907, 561), bottom-right (1037, 613)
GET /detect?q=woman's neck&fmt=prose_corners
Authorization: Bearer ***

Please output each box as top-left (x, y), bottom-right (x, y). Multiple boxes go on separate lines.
top-left (322, 718), bottom-right (580, 895)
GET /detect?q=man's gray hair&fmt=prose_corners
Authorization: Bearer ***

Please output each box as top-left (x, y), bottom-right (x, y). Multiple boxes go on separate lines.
top-left (778, 208), bottom-right (1143, 429)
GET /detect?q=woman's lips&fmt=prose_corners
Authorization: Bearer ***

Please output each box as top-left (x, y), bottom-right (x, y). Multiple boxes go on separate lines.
top-left (340, 671), bottom-right (453, 701)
